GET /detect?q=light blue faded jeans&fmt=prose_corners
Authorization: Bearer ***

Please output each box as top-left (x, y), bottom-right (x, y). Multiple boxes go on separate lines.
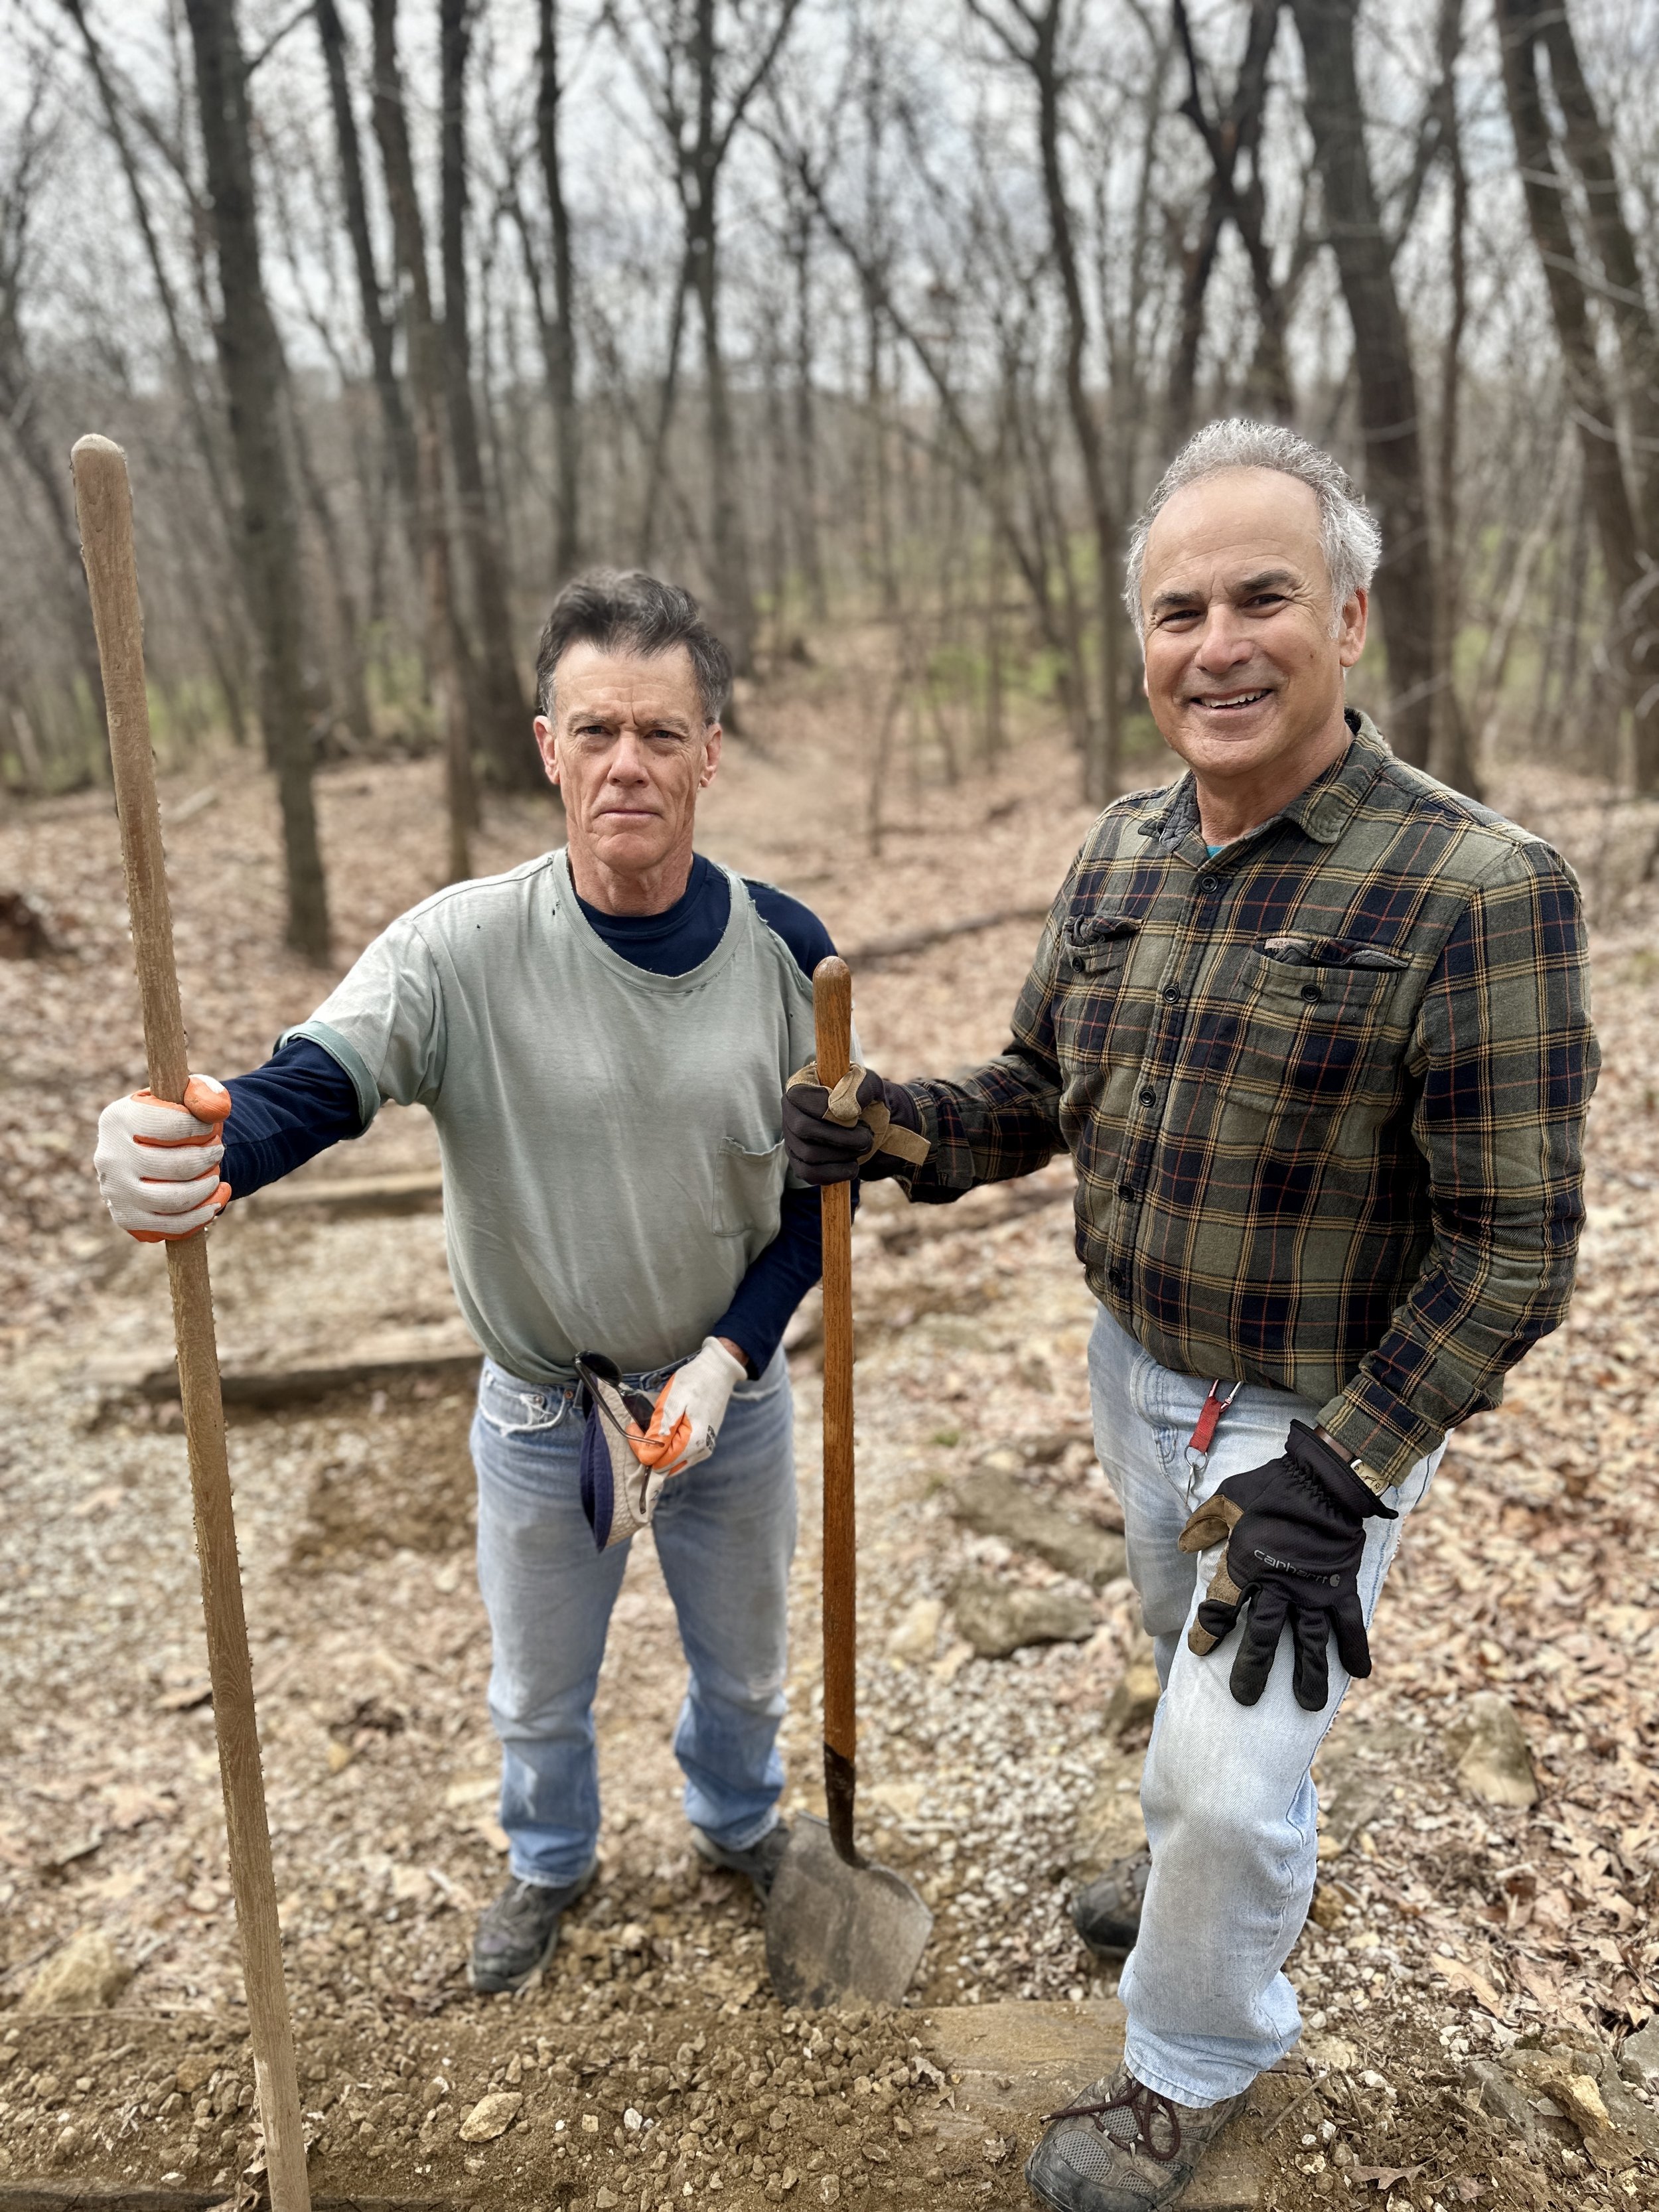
top-left (1088, 1304), bottom-right (1441, 2107)
top-left (471, 1349), bottom-right (796, 1888)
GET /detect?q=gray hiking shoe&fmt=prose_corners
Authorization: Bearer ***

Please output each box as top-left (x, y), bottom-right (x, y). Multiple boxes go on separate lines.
top-left (691, 1820), bottom-right (792, 1900)
top-left (1025, 2064), bottom-right (1243, 2211)
top-left (1071, 1854), bottom-right (1151, 1962)
top-left (469, 1864), bottom-right (597, 1994)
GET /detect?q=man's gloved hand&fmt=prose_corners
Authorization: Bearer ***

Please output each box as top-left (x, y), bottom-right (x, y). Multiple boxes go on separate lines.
top-left (782, 1061), bottom-right (930, 1185)
top-left (632, 1336), bottom-right (747, 1476)
top-left (94, 1076), bottom-right (233, 1242)
top-left (1177, 1420), bottom-right (1397, 1712)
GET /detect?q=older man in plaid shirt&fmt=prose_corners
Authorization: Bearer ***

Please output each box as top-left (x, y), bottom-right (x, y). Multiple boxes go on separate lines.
top-left (784, 420), bottom-right (1597, 2212)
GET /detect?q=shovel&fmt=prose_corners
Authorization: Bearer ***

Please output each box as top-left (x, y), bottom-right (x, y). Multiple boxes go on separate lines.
top-left (72, 436), bottom-right (311, 2211)
top-left (764, 956), bottom-right (933, 2010)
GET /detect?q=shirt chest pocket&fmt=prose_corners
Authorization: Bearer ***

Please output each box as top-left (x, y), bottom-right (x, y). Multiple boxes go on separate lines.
top-left (711, 1135), bottom-right (787, 1238)
top-left (1055, 912), bottom-right (1141, 1064)
top-left (1229, 944), bottom-right (1409, 1111)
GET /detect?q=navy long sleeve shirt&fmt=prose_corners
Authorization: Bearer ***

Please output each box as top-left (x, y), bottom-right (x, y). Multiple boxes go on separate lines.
top-left (223, 857), bottom-right (830, 1375)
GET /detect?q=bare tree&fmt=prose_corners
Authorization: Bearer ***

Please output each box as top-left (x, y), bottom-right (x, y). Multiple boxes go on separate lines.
top-left (966, 0), bottom-right (1126, 800)
top-left (439, 0), bottom-right (538, 792)
top-left (1495, 0), bottom-right (1658, 788)
top-left (369, 0), bottom-right (476, 881)
top-left (180, 0), bottom-right (330, 956)
top-left (1289, 0), bottom-right (1440, 774)
top-left (610, 0), bottom-right (806, 676)
top-left (536, 0), bottom-right (581, 586)
top-left (0, 57), bottom-right (108, 763)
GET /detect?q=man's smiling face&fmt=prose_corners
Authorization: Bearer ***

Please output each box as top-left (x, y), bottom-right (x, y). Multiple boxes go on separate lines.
top-left (534, 640), bottom-right (719, 895)
top-left (1138, 467), bottom-right (1366, 805)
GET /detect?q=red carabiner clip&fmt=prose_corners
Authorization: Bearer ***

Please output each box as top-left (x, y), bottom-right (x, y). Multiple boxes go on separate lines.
top-left (1185, 1379), bottom-right (1242, 1473)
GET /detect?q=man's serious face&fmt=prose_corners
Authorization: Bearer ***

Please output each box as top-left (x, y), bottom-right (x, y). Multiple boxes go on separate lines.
top-left (534, 642), bottom-right (719, 883)
top-left (1138, 467), bottom-right (1366, 795)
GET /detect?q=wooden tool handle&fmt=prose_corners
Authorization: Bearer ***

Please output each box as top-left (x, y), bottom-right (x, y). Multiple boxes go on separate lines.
top-left (812, 957), bottom-right (863, 1867)
top-left (72, 436), bottom-right (312, 2212)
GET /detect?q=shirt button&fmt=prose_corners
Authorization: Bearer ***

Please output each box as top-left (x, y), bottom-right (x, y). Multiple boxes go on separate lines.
top-left (1139, 1087), bottom-right (1156, 1107)
top-left (1108, 1265), bottom-right (1127, 1290)
top-left (1161, 982), bottom-right (1181, 1001)
top-left (1118, 1181), bottom-right (1135, 1200)
top-left (1300, 982), bottom-right (1323, 1002)
top-left (1198, 875), bottom-right (1221, 895)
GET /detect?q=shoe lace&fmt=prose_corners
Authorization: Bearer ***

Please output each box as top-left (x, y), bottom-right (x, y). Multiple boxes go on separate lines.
top-left (1044, 2075), bottom-right (1181, 2164)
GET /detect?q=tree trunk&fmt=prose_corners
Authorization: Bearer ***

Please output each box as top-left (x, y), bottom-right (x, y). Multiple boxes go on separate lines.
top-left (180, 0), bottom-right (330, 957)
top-left (1493, 0), bottom-right (1653, 784)
top-left (370, 0), bottom-right (475, 879)
top-left (1290, 0), bottom-right (1438, 771)
top-left (1429, 0), bottom-right (1480, 794)
top-left (687, 0), bottom-right (755, 677)
top-left (536, 0), bottom-right (581, 586)
top-left (1029, 0), bottom-right (1121, 802)
top-left (439, 0), bottom-right (537, 792)
top-left (313, 0), bottom-right (421, 532)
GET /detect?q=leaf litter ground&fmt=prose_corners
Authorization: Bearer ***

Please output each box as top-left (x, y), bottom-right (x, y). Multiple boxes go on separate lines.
top-left (1, 678), bottom-right (1657, 2211)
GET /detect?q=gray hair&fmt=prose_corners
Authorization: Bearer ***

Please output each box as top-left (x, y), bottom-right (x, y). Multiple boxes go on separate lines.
top-left (536, 568), bottom-right (733, 720)
top-left (1123, 419), bottom-right (1382, 641)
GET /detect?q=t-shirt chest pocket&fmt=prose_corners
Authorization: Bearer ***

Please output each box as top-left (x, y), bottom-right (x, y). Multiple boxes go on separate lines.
top-left (1055, 911), bottom-right (1141, 1063)
top-left (1233, 937), bottom-right (1409, 1106)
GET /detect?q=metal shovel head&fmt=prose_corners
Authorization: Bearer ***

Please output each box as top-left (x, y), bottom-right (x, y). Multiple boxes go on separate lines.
top-left (764, 1814), bottom-right (933, 2010)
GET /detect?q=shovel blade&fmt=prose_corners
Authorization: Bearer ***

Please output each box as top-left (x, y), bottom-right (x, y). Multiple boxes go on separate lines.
top-left (764, 1814), bottom-right (933, 2010)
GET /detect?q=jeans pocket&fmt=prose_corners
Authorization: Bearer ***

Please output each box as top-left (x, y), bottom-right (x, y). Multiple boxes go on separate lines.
top-left (476, 1359), bottom-right (577, 1438)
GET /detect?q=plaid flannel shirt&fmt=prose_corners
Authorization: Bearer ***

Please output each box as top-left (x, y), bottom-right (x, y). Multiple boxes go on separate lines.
top-left (901, 715), bottom-right (1598, 1487)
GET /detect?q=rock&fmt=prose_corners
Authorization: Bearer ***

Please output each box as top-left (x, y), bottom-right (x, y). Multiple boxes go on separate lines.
top-left (886, 1597), bottom-right (944, 1664)
top-left (596, 2191), bottom-right (619, 2208)
top-left (1621, 2021), bottom-right (1659, 2083)
top-left (953, 1469), bottom-right (1127, 1589)
top-left (1465, 2057), bottom-right (1536, 2142)
top-left (176, 2055), bottom-right (216, 2095)
top-left (1070, 1748), bottom-right (1147, 1876)
top-left (1453, 1693), bottom-right (1538, 1808)
top-left (1503, 2044), bottom-right (1659, 2160)
top-left (17, 1929), bottom-right (133, 2014)
top-left (458, 2091), bottom-right (522, 2143)
top-left (1303, 2033), bottom-right (1358, 2073)
top-left (1104, 1655), bottom-right (1161, 1735)
top-left (950, 1574), bottom-right (1094, 1660)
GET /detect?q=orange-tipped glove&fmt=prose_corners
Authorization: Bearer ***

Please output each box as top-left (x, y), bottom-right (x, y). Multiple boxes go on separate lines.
top-left (94, 1076), bottom-right (233, 1242)
top-left (632, 1336), bottom-right (748, 1477)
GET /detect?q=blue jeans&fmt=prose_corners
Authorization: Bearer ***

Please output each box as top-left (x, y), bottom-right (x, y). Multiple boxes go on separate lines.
top-left (471, 1349), bottom-right (797, 1887)
top-left (1088, 1304), bottom-right (1441, 2106)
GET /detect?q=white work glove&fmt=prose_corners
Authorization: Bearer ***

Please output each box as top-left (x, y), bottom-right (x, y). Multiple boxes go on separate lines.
top-left (94, 1076), bottom-right (233, 1242)
top-left (632, 1336), bottom-right (748, 1477)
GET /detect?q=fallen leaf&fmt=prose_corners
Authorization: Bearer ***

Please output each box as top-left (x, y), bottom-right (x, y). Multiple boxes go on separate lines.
top-left (1432, 1952), bottom-right (1510, 2017)
top-left (1352, 2167), bottom-right (1425, 2190)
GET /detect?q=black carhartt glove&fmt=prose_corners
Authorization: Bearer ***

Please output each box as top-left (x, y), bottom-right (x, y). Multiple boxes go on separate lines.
top-left (782, 1062), bottom-right (930, 1185)
top-left (1177, 1420), bottom-right (1396, 1712)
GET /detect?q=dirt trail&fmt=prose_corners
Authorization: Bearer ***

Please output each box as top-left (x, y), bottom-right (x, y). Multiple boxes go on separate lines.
top-left (3, 688), bottom-right (1658, 2209)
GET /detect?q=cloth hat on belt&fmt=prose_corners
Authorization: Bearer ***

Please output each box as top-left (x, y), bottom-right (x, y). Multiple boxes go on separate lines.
top-left (575, 1353), bottom-right (662, 1552)
top-left (785, 1059), bottom-right (930, 1165)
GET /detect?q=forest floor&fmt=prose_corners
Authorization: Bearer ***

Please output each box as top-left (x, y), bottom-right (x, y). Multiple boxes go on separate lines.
top-left (3, 656), bottom-right (1659, 2212)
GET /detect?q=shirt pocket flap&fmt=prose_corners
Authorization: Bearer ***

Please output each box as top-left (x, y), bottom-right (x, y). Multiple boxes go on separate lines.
top-left (1249, 944), bottom-right (1406, 1023)
top-left (1061, 910), bottom-right (1140, 976)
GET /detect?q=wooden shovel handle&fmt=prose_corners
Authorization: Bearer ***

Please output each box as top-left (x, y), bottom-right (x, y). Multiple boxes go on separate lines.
top-left (72, 435), bottom-right (312, 2212)
top-left (812, 958), bottom-right (863, 1867)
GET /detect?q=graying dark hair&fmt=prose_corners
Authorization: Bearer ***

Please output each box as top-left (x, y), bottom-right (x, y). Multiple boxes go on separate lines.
top-left (535, 568), bottom-right (733, 720)
top-left (1123, 420), bottom-right (1382, 641)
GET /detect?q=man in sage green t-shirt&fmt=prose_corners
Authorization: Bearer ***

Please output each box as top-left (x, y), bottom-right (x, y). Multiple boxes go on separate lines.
top-left (93, 572), bottom-right (906, 1994)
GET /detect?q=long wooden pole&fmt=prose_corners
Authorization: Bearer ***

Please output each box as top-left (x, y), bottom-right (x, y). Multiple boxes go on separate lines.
top-left (812, 956), bottom-right (865, 1870)
top-left (72, 435), bottom-right (311, 2212)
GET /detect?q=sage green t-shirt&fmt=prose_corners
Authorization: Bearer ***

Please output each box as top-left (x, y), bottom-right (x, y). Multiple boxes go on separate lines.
top-left (287, 850), bottom-right (818, 1384)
